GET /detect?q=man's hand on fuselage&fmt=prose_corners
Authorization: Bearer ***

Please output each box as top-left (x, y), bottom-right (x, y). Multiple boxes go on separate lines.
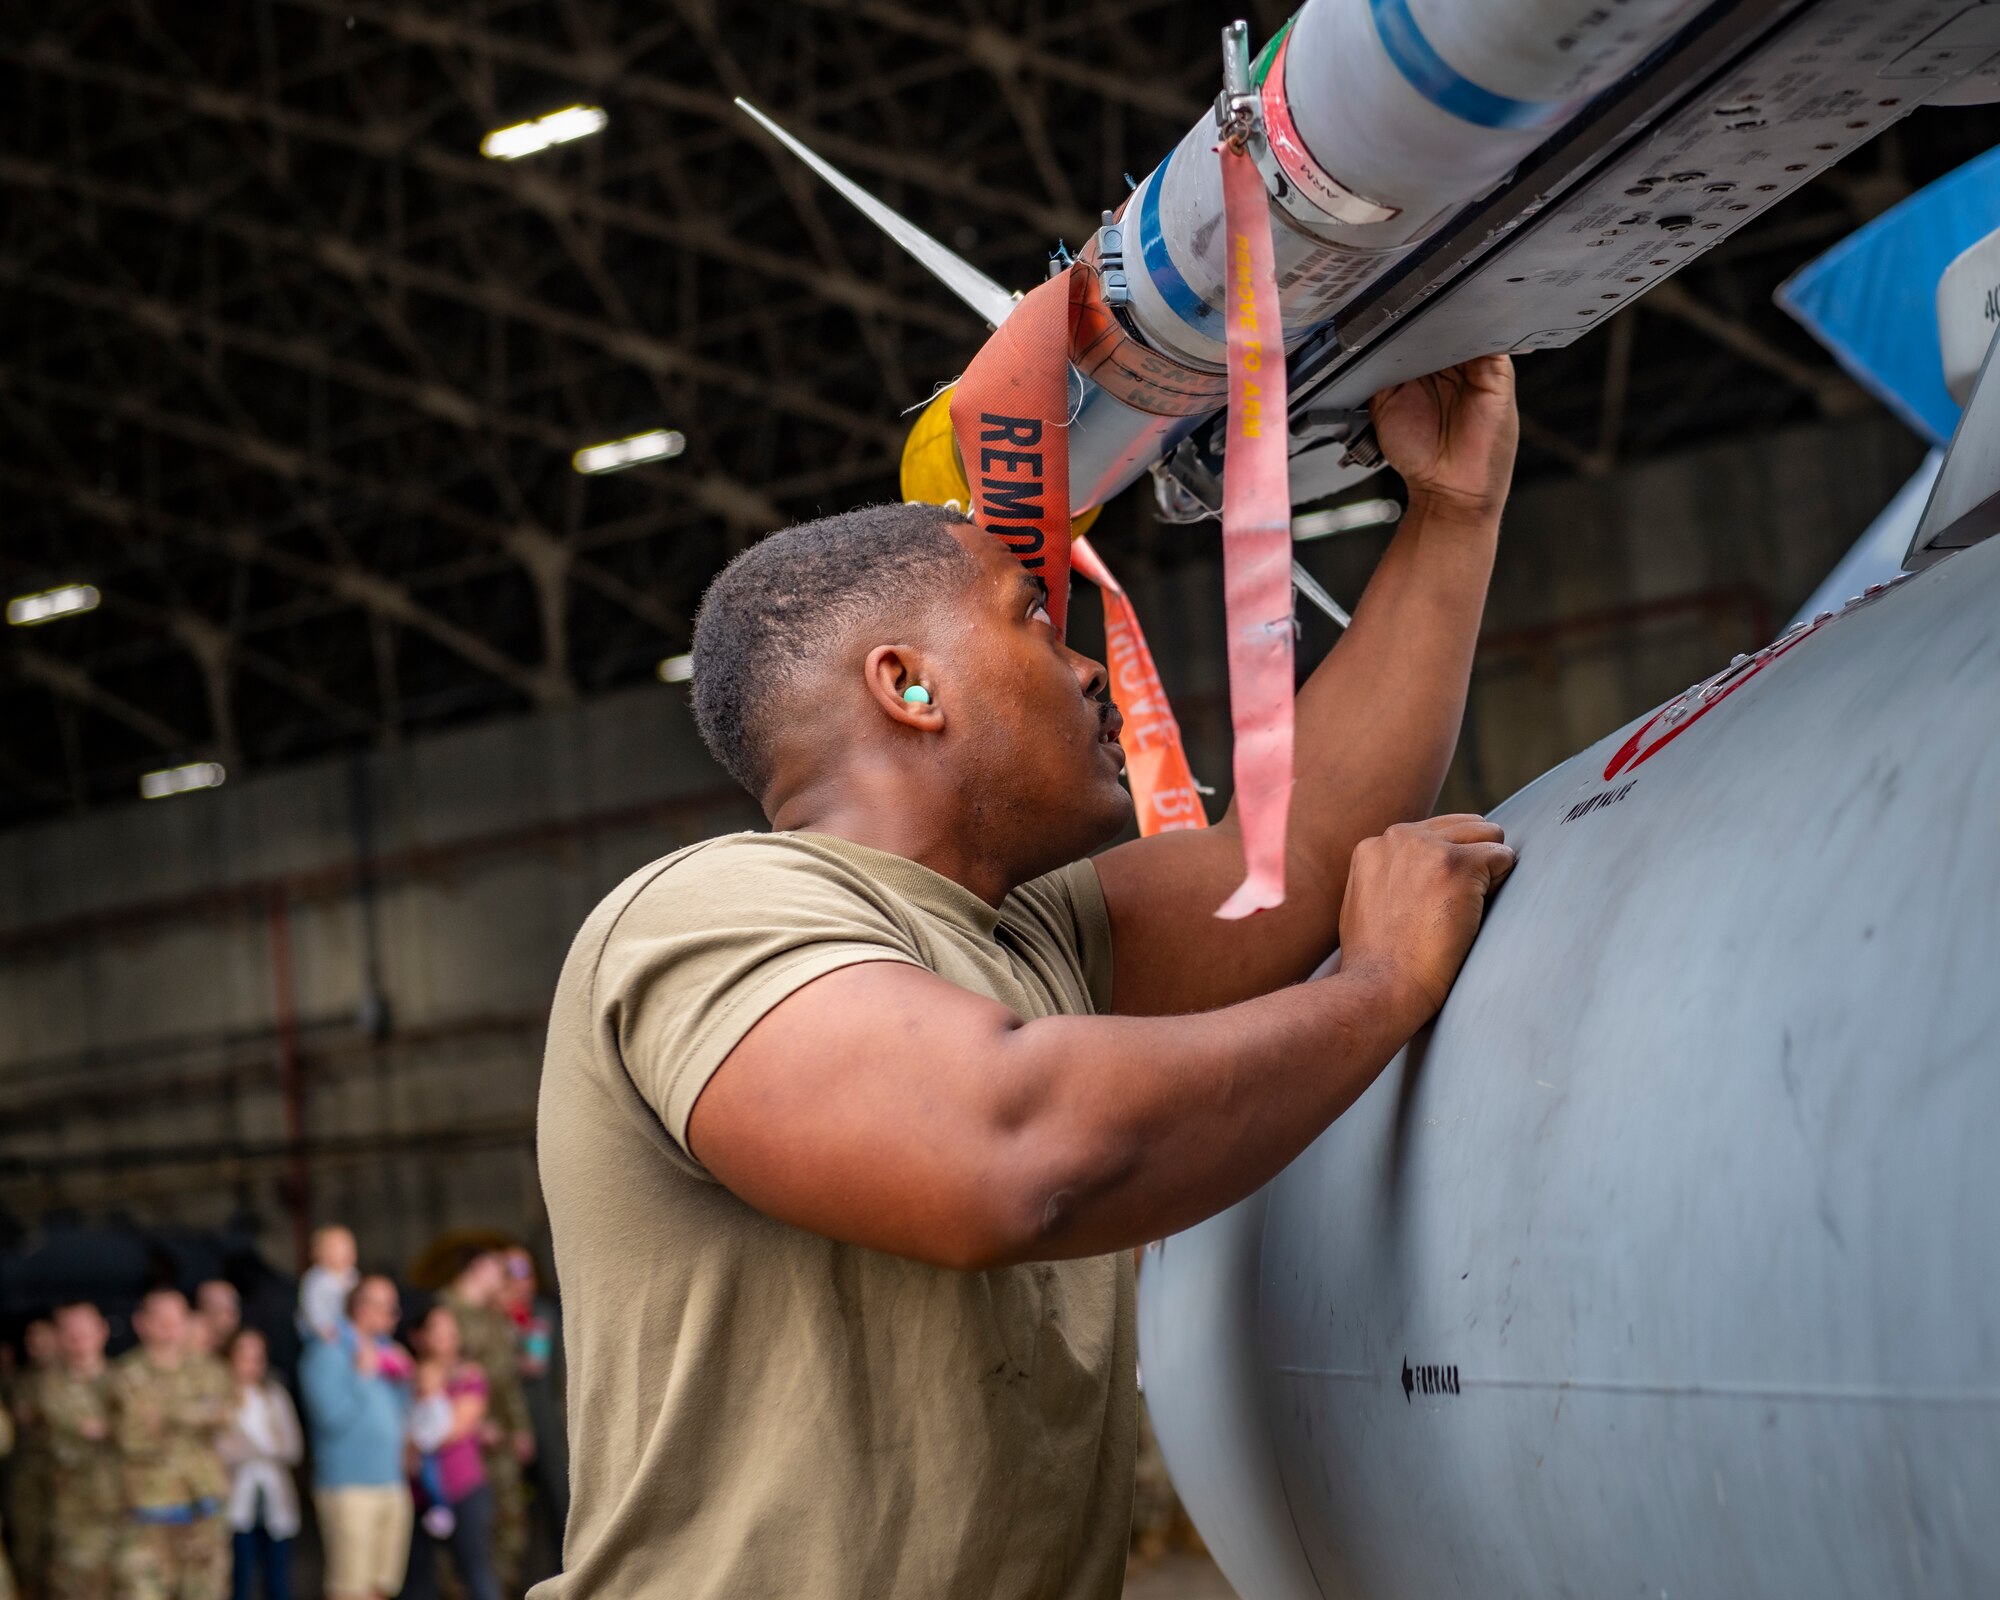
top-left (687, 814), bottom-right (1512, 1271)
top-left (1093, 353), bottom-right (1518, 1016)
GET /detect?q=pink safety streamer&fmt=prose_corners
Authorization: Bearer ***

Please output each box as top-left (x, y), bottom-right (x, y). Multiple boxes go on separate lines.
top-left (1212, 138), bottom-right (1296, 919)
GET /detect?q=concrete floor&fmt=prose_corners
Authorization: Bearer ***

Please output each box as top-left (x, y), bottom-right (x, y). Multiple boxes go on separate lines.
top-left (1124, 1553), bottom-right (1242, 1599)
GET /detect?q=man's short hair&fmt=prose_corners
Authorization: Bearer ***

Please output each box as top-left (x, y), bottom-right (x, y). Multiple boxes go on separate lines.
top-left (691, 503), bottom-right (979, 797)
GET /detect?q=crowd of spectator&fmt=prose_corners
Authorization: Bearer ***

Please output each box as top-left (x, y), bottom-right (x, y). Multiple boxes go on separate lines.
top-left (0, 1228), bottom-right (564, 1600)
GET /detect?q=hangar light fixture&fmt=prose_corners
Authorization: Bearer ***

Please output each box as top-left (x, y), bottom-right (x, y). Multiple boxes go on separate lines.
top-left (481, 105), bottom-right (608, 161)
top-left (7, 583), bottom-right (101, 626)
top-left (573, 428), bottom-right (685, 475)
top-left (657, 654), bottom-right (695, 684)
top-left (1292, 499), bottom-right (1402, 541)
top-left (140, 761), bottom-right (226, 800)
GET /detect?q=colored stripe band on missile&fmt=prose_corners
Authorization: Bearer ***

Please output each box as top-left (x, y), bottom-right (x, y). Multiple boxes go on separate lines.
top-left (1139, 151), bottom-right (1224, 338)
top-left (1263, 32), bottom-right (1402, 226)
top-left (1367, 0), bottom-right (1572, 131)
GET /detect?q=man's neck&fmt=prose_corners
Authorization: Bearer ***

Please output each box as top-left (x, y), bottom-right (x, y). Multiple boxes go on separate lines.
top-left (769, 769), bottom-right (1021, 908)
top-left (64, 1355), bottom-right (104, 1380)
top-left (141, 1345), bottom-right (183, 1371)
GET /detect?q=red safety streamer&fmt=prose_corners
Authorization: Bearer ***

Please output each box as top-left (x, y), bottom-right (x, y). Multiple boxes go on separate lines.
top-left (949, 270), bottom-right (1079, 634)
top-left (1213, 140), bottom-right (1296, 919)
top-left (1071, 535), bottom-right (1208, 837)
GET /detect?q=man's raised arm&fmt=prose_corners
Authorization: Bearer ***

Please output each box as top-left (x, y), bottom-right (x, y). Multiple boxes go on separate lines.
top-left (687, 815), bottom-right (1511, 1270)
top-left (1094, 354), bottom-right (1519, 1017)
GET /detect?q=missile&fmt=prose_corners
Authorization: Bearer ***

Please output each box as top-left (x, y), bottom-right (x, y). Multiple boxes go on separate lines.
top-left (746, 0), bottom-right (2000, 529)
top-left (1065, 0), bottom-right (1706, 509)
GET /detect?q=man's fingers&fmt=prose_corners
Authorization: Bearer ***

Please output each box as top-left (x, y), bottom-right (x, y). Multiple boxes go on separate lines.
top-left (1461, 352), bottom-right (1515, 393)
top-left (1455, 840), bottom-right (1517, 890)
top-left (1418, 813), bottom-right (1505, 846)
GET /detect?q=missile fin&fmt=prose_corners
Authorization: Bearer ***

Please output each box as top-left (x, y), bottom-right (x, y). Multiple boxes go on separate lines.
top-left (1291, 560), bottom-right (1351, 630)
top-left (734, 98), bottom-right (1016, 330)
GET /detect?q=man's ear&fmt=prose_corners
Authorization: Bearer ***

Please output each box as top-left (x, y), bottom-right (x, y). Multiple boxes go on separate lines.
top-left (864, 644), bottom-right (944, 732)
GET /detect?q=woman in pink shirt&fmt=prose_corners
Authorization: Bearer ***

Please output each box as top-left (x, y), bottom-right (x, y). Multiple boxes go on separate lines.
top-left (400, 1304), bottom-right (501, 1600)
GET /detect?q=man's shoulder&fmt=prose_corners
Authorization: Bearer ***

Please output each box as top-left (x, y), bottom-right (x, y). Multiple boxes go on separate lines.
top-left (572, 833), bottom-right (829, 950)
top-left (999, 858), bottom-right (1114, 1014)
top-left (578, 831), bottom-right (919, 972)
top-left (614, 830), bottom-right (885, 906)
top-left (1001, 857), bottom-right (1100, 926)
top-left (542, 830), bottom-right (936, 1173)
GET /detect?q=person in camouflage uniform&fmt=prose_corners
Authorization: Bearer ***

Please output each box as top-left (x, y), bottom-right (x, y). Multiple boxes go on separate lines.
top-left (8, 1320), bottom-right (58, 1600)
top-left (179, 1304), bottom-right (235, 1476)
top-left (444, 1253), bottom-right (534, 1595)
top-left (109, 1290), bottom-right (232, 1600)
top-left (42, 1305), bottom-right (120, 1600)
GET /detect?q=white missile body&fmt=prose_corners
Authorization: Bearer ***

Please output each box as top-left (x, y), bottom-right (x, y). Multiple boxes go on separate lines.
top-left (1070, 0), bottom-right (1705, 509)
top-left (749, 2), bottom-right (2000, 526)
top-left (1060, 0), bottom-right (2000, 513)
top-left (1121, 0), bottom-right (1705, 370)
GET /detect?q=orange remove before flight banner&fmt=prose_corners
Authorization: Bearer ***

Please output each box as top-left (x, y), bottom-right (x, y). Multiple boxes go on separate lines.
top-left (1071, 536), bottom-right (1209, 837)
top-left (948, 268), bottom-right (1081, 635)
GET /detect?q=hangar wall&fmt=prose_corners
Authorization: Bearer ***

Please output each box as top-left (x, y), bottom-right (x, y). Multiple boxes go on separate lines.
top-left (0, 692), bottom-right (762, 1277)
top-left (0, 413), bottom-right (1923, 1275)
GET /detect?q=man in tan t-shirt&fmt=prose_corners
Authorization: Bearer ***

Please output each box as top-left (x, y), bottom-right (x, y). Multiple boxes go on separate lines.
top-left (536, 357), bottom-right (1520, 1599)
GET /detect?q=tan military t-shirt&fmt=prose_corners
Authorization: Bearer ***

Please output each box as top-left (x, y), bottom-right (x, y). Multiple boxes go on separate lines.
top-left (534, 831), bottom-right (1135, 1600)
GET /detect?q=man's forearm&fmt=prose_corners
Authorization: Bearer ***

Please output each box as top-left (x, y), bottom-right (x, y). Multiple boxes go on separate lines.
top-left (1278, 493), bottom-right (1500, 908)
top-left (984, 962), bottom-right (1422, 1264)
top-left (698, 808), bottom-right (1509, 1274)
top-left (1299, 492), bottom-right (1499, 815)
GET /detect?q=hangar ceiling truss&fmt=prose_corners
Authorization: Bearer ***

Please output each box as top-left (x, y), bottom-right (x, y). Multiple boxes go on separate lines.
top-left (0, 0), bottom-right (1980, 825)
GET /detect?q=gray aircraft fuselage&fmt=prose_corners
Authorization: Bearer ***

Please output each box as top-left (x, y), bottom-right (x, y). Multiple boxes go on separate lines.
top-left (1140, 529), bottom-right (2000, 1599)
